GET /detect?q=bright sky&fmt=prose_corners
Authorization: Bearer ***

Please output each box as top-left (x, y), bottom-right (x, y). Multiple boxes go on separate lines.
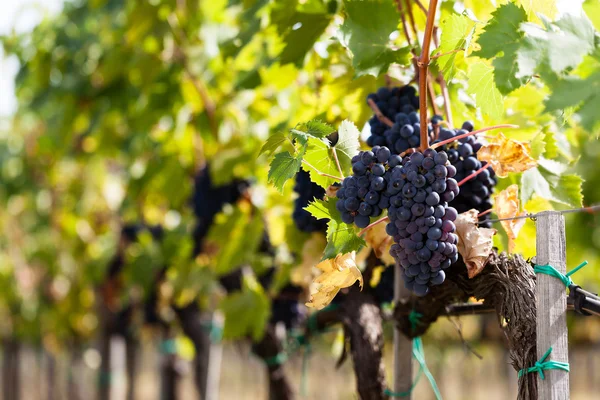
top-left (0, 0), bottom-right (583, 118)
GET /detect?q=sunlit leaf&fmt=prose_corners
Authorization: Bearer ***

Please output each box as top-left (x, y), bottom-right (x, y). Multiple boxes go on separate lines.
top-left (268, 151), bottom-right (303, 192)
top-left (436, 13), bottom-right (476, 81)
top-left (478, 132), bottom-right (537, 177)
top-left (466, 62), bottom-right (503, 118)
top-left (306, 252), bottom-right (362, 309)
top-left (494, 185), bottom-right (527, 252)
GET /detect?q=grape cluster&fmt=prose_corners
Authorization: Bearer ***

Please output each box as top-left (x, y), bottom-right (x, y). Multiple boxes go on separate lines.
top-left (437, 121), bottom-right (497, 228)
top-left (386, 150), bottom-right (459, 296)
top-left (366, 86), bottom-right (437, 154)
top-left (336, 146), bottom-right (402, 228)
top-left (293, 169), bottom-right (328, 233)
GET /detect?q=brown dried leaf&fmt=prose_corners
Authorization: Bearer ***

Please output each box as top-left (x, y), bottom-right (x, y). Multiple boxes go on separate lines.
top-left (478, 132), bottom-right (537, 177)
top-left (455, 209), bottom-right (497, 278)
top-left (494, 185), bottom-right (527, 252)
top-left (326, 184), bottom-right (339, 198)
top-left (306, 252), bottom-right (363, 310)
top-left (363, 220), bottom-right (395, 265)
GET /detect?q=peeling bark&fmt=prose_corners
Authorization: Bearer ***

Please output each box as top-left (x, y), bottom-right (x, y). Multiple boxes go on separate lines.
top-left (340, 287), bottom-right (388, 400)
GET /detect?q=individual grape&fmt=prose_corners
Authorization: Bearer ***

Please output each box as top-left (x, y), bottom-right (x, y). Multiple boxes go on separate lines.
top-left (355, 215), bottom-right (371, 228)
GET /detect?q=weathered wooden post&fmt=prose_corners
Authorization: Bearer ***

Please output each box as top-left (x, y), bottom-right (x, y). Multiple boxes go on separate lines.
top-left (535, 211), bottom-right (569, 399)
top-left (393, 264), bottom-right (412, 399)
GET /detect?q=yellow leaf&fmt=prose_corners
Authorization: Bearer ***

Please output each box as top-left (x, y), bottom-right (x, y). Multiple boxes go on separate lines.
top-left (306, 252), bottom-right (363, 310)
top-left (494, 185), bottom-right (527, 252)
top-left (478, 132), bottom-right (537, 177)
top-left (363, 220), bottom-right (395, 265)
top-left (291, 233), bottom-right (327, 287)
top-left (455, 210), bottom-right (497, 278)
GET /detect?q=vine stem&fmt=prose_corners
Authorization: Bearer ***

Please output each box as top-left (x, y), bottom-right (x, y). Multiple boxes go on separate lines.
top-left (413, 0), bottom-right (428, 14)
top-left (331, 148), bottom-right (345, 180)
top-left (430, 48), bottom-right (465, 60)
top-left (367, 98), bottom-right (394, 127)
top-left (457, 164), bottom-right (492, 187)
top-left (358, 216), bottom-right (389, 237)
top-left (478, 209), bottom-right (493, 217)
top-left (430, 124), bottom-right (519, 149)
top-left (418, 0), bottom-right (439, 151)
top-left (301, 160), bottom-right (343, 181)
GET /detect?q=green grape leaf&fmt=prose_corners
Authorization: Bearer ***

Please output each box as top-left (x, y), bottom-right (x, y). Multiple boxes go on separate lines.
top-left (521, 159), bottom-right (583, 207)
top-left (302, 120), bottom-right (359, 189)
top-left (320, 199), bottom-right (365, 260)
top-left (268, 151), bottom-right (303, 192)
top-left (338, 0), bottom-right (406, 77)
top-left (305, 199), bottom-right (332, 221)
top-left (259, 132), bottom-right (289, 156)
top-left (220, 274), bottom-right (271, 341)
top-left (280, 12), bottom-right (333, 65)
top-left (516, 0), bottom-right (557, 21)
top-left (544, 73), bottom-right (600, 132)
top-left (207, 205), bottom-right (266, 275)
top-left (302, 120), bottom-right (336, 139)
top-left (467, 62), bottom-right (503, 118)
top-left (517, 14), bottom-right (596, 78)
top-left (474, 3), bottom-right (528, 95)
top-left (435, 13), bottom-right (476, 81)
top-left (302, 138), bottom-right (340, 188)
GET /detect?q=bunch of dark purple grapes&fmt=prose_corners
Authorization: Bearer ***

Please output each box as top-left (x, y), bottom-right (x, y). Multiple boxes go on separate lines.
top-left (336, 146), bottom-right (402, 228)
top-left (367, 86), bottom-right (417, 145)
top-left (386, 150), bottom-right (459, 296)
top-left (436, 121), bottom-right (496, 228)
top-left (293, 169), bottom-right (328, 233)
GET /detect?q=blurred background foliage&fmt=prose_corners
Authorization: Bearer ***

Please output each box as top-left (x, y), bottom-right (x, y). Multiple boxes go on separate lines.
top-left (0, 0), bottom-right (598, 398)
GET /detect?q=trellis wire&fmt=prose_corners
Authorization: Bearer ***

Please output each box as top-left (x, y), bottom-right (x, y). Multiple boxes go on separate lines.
top-left (477, 204), bottom-right (600, 225)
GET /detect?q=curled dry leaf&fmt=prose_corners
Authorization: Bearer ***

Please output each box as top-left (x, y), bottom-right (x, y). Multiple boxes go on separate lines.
top-left (363, 219), bottom-right (395, 265)
top-left (306, 252), bottom-right (363, 310)
top-left (291, 233), bottom-right (327, 287)
top-left (494, 184), bottom-right (527, 252)
top-left (478, 132), bottom-right (537, 177)
top-left (455, 210), bottom-right (497, 278)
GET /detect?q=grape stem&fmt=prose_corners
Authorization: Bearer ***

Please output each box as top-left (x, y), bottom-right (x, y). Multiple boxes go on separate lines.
top-left (358, 216), bottom-right (389, 237)
top-left (478, 209), bottom-right (493, 218)
top-left (413, 0), bottom-right (428, 14)
top-left (367, 98), bottom-right (394, 128)
top-left (430, 48), bottom-right (465, 60)
top-left (331, 148), bottom-right (345, 180)
top-left (457, 164), bottom-right (492, 187)
top-left (430, 124), bottom-right (519, 150)
top-left (395, 0), bottom-right (419, 75)
top-left (301, 160), bottom-right (343, 181)
top-left (418, 0), bottom-right (439, 151)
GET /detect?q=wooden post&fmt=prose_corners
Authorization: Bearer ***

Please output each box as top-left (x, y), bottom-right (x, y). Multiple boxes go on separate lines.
top-left (205, 312), bottom-right (223, 400)
top-left (535, 211), bottom-right (569, 399)
top-left (393, 264), bottom-right (412, 399)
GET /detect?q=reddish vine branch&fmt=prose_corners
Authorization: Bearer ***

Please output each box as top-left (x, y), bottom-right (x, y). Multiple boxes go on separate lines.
top-left (418, 0), bottom-right (439, 151)
top-left (367, 98), bottom-right (394, 127)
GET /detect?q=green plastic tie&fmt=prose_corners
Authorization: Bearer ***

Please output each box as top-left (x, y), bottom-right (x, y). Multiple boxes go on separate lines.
top-left (263, 351), bottom-right (288, 367)
top-left (534, 260), bottom-right (588, 289)
top-left (385, 311), bottom-right (442, 400)
top-left (159, 339), bottom-right (177, 355)
top-left (518, 347), bottom-right (570, 380)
